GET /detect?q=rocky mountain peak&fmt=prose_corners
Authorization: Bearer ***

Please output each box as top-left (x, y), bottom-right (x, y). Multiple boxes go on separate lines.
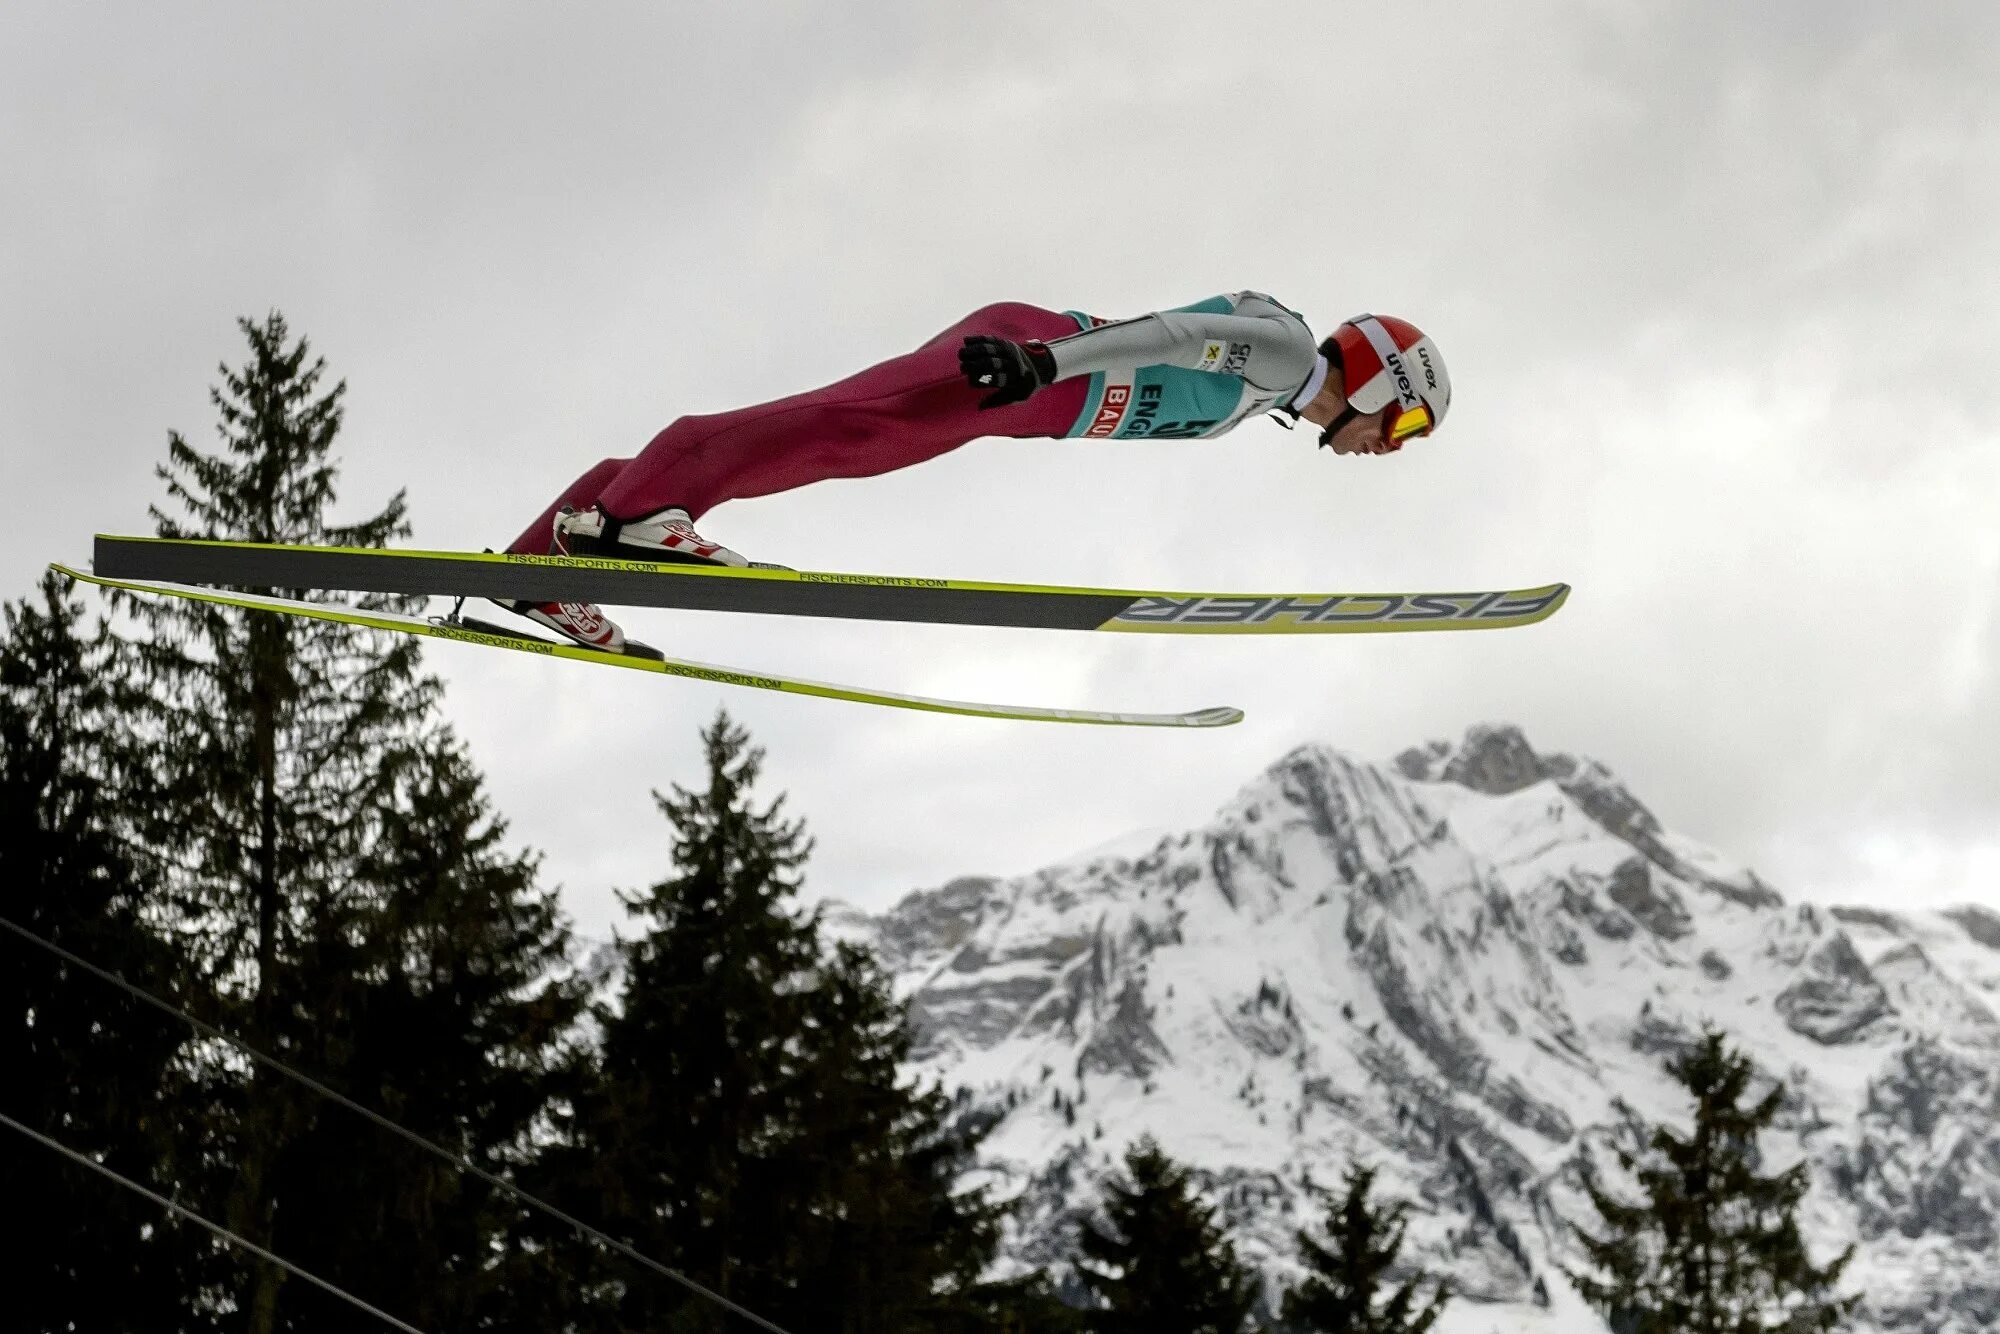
top-left (1441, 721), bottom-right (1550, 795)
top-left (843, 724), bottom-right (2000, 1332)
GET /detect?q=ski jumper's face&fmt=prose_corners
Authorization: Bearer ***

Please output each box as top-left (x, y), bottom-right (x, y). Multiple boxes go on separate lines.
top-left (1298, 378), bottom-right (1405, 455)
top-left (1323, 406), bottom-right (1403, 455)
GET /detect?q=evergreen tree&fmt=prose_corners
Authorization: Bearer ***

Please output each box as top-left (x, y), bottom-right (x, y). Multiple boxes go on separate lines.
top-left (260, 729), bottom-right (590, 1333)
top-left (783, 940), bottom-right (1005, 1332)
top-left (1280, 1163), bottom-right (1449, 1334)
top-left (573, 707), bottom-right (823, 1332)
top-left (1562, 1027), bottom-right (1858, 1333)
top-left (116, 312), bottom-right (581, 1333)
top-left (116, 311), bottom-right (432, 1333)
top-left (1075, 1136), bottom-right (1256, 1334)
top-left (0, 575), bottom-right (203, 1331)
top-left (559, 710), bottom-right (1004, 1333)
top-left (945, 1271), bottom-right (1089, 1334)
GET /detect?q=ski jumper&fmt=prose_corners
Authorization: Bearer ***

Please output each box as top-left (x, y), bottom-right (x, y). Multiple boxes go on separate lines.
top-left (507, 294), bottom-right (1320, 556)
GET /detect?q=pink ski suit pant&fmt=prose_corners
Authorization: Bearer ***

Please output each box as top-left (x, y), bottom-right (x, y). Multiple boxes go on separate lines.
top-left (506, 303), bottom-right (1089, 556)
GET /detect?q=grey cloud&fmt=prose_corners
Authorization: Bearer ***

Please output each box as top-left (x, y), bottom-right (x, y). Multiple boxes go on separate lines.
top-left (2, 2), bottom-right (1993, 931)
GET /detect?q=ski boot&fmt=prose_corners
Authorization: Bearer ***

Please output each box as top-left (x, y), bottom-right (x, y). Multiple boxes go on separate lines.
top-left (505, 597), bottom-right (627, 651)
top-left (554, 505), bottom-right (751, 567)
top-left (488, 526), bottom-right (633, 652)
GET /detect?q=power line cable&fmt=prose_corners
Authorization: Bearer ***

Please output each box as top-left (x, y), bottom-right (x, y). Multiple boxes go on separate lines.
top-left (0, 1108), bottom-right (429, 1334)
top-left (0, 913), bottom-right (799, 1334)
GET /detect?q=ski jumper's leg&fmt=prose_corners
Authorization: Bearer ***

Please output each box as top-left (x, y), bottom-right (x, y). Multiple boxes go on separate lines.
top-left (597, 303), bottom-right (1085, 523)
top-left (503, 303), bottom-right (1084, 555)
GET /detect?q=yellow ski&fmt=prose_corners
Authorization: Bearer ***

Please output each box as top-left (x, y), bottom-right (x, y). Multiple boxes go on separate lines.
top-left (92, 535), bottom-right (1570, 636)
top-left (51, 565), bottom-right (1241, 729)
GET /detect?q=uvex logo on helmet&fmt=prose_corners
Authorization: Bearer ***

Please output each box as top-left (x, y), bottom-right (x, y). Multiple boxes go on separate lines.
top-left (1381, 349), bottom-right (1421, 410)
top-left (1322, 313), bottom-right (1451, 443)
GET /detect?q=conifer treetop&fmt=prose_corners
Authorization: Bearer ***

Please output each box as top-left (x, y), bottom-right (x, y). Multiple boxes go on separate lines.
top-left (1562, 1026), bottom-right (1859, 1334)
top-left (1282, 1162), bottom-right (1450, 1334)
top-left (1076, 1135), bottom-right (1256, 1334)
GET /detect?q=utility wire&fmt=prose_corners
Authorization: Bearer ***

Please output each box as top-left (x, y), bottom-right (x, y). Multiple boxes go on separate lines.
top-left (0, 1109), bottom-right (429, 1334)
top-left (0, 913), bottom-right (799, 1334)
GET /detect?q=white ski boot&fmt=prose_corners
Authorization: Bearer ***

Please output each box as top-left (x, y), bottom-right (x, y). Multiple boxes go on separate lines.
top-left (507, 598), bottom-right (627, 652)
top-left (555, 505), bottom-right (750, 567)
top-left (492, 524), bottom-right (630, 651)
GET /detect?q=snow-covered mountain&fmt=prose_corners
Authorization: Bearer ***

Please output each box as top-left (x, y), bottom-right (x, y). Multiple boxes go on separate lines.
top-left (833, 724), bottom-right (2000, 1334)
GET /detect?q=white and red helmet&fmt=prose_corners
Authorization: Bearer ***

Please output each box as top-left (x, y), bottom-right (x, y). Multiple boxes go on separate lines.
top-left (1321, 313), bottom-right (1451, 446)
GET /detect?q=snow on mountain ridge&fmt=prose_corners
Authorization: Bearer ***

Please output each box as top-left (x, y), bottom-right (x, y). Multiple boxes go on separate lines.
top-left (846, 723), bottom-right (2000, 1332)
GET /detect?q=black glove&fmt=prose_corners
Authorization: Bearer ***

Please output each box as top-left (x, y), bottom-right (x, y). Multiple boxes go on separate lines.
top-left (959, 335), bottom-right (1057, 409)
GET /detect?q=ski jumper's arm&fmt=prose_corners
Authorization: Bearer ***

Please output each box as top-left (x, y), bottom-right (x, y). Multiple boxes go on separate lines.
top-left (1041, 293), bottom-right (1320, 396)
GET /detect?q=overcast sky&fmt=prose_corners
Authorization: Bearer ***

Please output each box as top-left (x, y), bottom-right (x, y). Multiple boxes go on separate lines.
top-left (4, 1), bottom-right (1995, 940)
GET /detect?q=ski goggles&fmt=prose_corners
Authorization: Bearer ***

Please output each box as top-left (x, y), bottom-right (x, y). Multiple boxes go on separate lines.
top-left (1386, 403), bottom-right (1435, 443)
top-left (1316, 394), bottom-right (1434, 449)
